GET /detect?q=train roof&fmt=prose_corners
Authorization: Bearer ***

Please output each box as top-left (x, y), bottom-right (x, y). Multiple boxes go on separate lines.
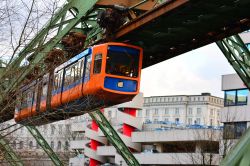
top-left (54, 47), bottom-right (92, 73)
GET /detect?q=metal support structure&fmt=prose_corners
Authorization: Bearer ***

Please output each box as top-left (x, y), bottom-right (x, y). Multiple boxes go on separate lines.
top-left (0, 0), bottom-right (98, 103)
top-left (25, 126), bottom-right (64, 166)
top-left (0, 134), bottom-right (23, 166)
top-left (216, 35), bottom-right (250, 89)
top-left (89, 110), bottom-right (140, 166)
top-left (216, 35), bottom-right (250, 166)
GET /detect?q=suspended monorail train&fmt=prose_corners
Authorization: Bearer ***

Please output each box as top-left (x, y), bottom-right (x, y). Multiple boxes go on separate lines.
top-left (15, 43), bottom-right (143, 125)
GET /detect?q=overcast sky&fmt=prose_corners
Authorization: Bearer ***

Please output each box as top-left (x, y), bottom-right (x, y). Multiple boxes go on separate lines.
top-left (140, 43), bottom-right (236, 98)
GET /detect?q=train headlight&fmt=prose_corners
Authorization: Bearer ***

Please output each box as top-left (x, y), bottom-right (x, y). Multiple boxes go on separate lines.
top-left (118, 81), bottom-right (124, 88)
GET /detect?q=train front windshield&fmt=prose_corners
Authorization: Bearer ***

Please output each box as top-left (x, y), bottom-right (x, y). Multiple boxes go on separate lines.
top-left (106, 46), bottom-right (140, 78)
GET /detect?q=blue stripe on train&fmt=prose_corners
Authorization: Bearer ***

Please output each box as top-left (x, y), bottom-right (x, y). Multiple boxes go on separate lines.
top-left (104, 77), bottom-right (137, 92)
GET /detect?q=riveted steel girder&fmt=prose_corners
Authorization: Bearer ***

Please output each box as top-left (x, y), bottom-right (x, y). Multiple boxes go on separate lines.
top-left (216, 35), bottom-right (250, 89)
top-left (89, 110), bottom-right (140, 166)
top-left (25, 126), bottom-right (64, 166)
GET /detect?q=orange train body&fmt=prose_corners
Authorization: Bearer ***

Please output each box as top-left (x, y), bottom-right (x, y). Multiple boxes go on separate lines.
top-left (15, 42), bottom-right (143, 125)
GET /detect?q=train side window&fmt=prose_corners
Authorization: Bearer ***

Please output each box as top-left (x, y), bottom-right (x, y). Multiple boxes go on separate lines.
top-left (80, 57), bottom-right (85, 79)
top-left (84, 55), bottom-right (91, 82)
top-left (93, 54), bottom-right (102, 74)
top-left (64, 67), bottom-right (72, 86)
top-left (27, 90), bottom-right (33, 106)
top-left (53, 71), bottom-right (62, 91)
top-left (34, 84), bottom-right (38, 103)
top-left (42, 83), bottom-right (48, 100)
top-left (74, 60), bottom-right (83, 81)
top-left (21, 91), bottom-right (28, 109)
top-left (71, 66), bottom-right (76, 82)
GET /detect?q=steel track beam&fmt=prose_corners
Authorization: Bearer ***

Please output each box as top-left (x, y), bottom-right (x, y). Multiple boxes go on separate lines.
top-left (25, 126), bottom-right (64, 166)
top-left (216, 35), bottom-right (250, 165)
top-left (0, 134), bottom-right (23, 166)
top-left (89, 109), bottom-right (140, 166)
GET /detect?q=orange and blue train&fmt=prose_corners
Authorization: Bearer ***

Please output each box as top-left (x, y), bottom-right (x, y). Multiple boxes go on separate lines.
top-left (15, 42), bottom-right (143, 125)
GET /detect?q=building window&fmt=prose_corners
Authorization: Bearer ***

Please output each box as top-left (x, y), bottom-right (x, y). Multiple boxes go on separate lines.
top-left (246, 43), bottom-right (250, 50)
top-left (108, 110), bottom-right (112, 118)
top-left (237, 89), bottom-right (248, 105)
top-left (225, 89), bottom-right (248, 106)
top-left (154, 118), bottom-right (158, 123)
top-left (197, 108), bottom-right (201, 115)
top-left (223, 122), bottom-right (247, 139)
top-left (29, 141), bottom-right (33, 149)
top-left (164, 108), bottom-right (169, 115)
top-left (57, 141), bottom-right (62, 150)
top-left (19, 141), bottom-right (23, 149)
top-left (188, 118), bottom-right (192, 125)
top-left (59, 125), bottom-right (63, 134)
top-left (66, 124), bottom-right (71, 133)
top-left (51, 141), bottom-right (54, 149)
top-left (65, 141), bottom-right (69, 150)
top-left (51, 125), bottom-right (55, 135)
top-left (210, 119), bottom-right (213, 126)
top-left (175, 118), bottom-right (179, 124)
top-left (146, 109), bottom-right (150, 116)
top-left (188, 108), bottom-right (193, 115)
top-left (164, 118), bottom-right (169, 122)
top-left (196, 118), bottom-right (201, 124)
top-left (175, 108), bottom-right (179, 115)
top-left (154, 109), bottom-right (158, 115)
top-left (43, 125), bottom-right (47, 134)
top-left (210, 109), bottom-right (213, 116)
top-left (137, 110), bottom-right (142, 117)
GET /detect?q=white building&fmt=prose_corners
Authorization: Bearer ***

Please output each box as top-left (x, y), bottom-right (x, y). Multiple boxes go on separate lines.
top-left (70, 93), bottom-right (223, 166)
top-left (0, 118), bottom-right (76, 166)
top-left (139, 93), bottom-right (223, 126)
top-left (220, 73), bottom-right (249, 158)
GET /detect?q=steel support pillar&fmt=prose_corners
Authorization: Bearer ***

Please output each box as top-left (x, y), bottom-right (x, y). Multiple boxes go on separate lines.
top-left (25, 126), bottom-right (64, 166)
top-left (216, 35), bottom-right (250, 166)
top-left (0, 134), bottom-right (23, 166)
top-left (216, 35), bottom-right (250, 89)
top-left (89, 109), bottom-right (140, 166)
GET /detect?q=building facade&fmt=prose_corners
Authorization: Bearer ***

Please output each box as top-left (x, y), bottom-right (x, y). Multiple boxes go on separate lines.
top-left (139, 93), bottom-right (223, 126)
top-left (0, 118), bottom-right (76, 166)
top-left (220, 73), bottom-right (250, 157)
top-left (69, 93), bottom-right (223, 166)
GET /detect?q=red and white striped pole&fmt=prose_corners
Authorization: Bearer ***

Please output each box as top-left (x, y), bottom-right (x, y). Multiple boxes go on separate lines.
top-left (122, 108), bottom-right (136, 142)
top-left (89, 119), bottom-right (101, 166)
